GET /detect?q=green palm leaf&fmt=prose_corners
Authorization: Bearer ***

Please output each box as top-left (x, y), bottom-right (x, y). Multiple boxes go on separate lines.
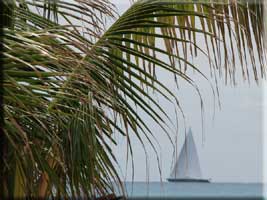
top-left (1, 0), bottom-right (266, 198)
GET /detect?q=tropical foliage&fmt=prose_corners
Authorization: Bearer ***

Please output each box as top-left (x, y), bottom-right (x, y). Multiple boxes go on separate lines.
top-left (1, 0), bottom-right (266, 198)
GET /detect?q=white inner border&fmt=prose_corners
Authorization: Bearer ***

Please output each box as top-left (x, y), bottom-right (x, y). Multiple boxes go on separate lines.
top-left (263, 1), bottom-right (267, 198)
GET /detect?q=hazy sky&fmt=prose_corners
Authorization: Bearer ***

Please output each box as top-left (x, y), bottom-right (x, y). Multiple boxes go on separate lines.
top-left (110, 1), bottom-right (264, 183)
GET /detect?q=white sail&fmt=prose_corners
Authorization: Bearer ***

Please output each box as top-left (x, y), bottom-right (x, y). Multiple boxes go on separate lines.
top-left (169, 128), bottom-right (203, 180)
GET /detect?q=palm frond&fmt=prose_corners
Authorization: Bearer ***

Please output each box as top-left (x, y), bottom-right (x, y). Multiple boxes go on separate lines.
top-left (2, 0), bottom-right (266, 198)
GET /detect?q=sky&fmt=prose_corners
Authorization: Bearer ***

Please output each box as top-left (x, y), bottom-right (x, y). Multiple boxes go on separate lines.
top-left (109, 0), bottom-right (265, 183)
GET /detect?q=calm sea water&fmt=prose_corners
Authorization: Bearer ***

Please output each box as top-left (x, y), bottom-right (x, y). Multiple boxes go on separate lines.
top-left (118, 182), bottom-right (264, 199)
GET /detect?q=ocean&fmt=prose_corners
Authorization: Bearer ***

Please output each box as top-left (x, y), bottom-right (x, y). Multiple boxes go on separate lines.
top-left (119, 182), bottom-right (264, 200)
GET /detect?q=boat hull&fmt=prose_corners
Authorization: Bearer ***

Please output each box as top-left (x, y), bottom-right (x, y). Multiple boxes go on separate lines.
top-left (167, 178), bottom-right (210, 183)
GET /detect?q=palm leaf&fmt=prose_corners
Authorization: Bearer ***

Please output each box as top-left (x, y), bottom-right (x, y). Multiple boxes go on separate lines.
top-left (1, 0), bottom-right (266, 198)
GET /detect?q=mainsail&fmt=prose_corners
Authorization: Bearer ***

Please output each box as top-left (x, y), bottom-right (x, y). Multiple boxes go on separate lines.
top-left (169, 128), bottom-right (207, 181)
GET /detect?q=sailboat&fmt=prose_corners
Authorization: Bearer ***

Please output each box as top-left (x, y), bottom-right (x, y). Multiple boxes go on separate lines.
top-left (167, 128), bottom-right (210, 182)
